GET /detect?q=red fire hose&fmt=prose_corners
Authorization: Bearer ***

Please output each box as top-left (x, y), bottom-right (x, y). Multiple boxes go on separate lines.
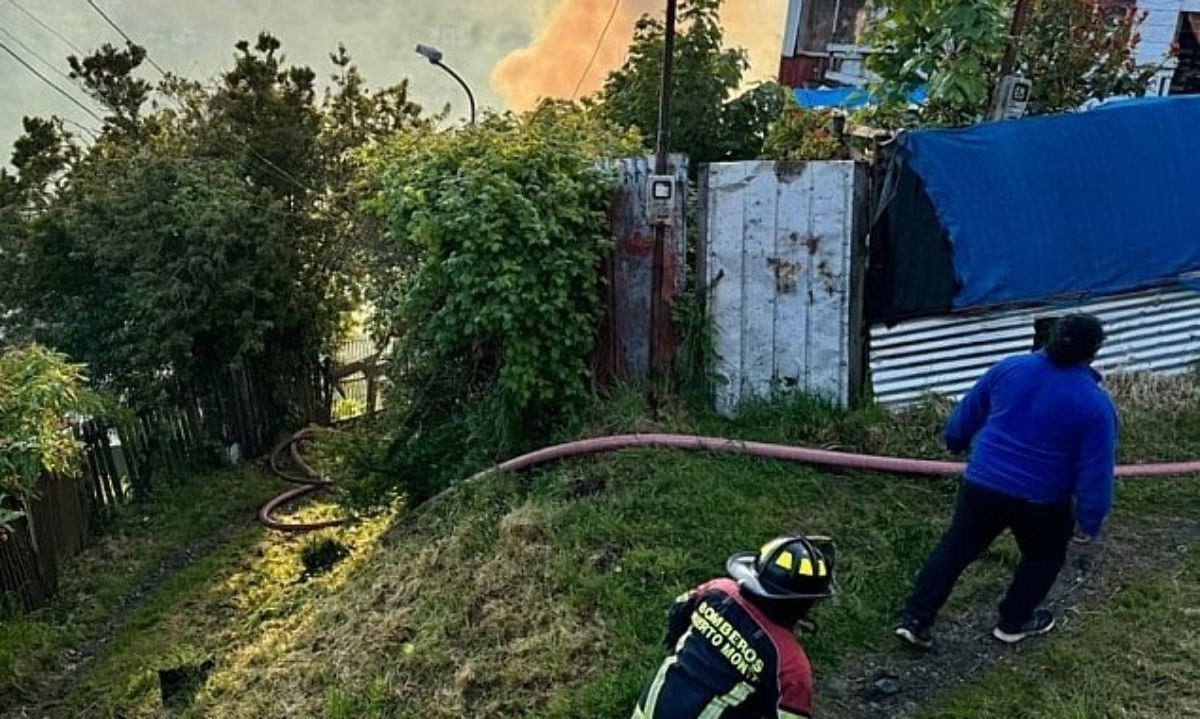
top-left (259, 431), bottom-right (1200, 533)
top-left (258, 429), bottom-right (346, 532)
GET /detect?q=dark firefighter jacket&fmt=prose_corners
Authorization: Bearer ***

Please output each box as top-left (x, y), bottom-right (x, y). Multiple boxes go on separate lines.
top-left (632, 578), bottom-right (813, 719)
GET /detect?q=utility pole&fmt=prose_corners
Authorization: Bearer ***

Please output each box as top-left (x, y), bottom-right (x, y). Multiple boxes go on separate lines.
top-left (989, 0), bottom-right (1035, 121)
top-left (649, 0), bottom-right (678, 393)
top-left (999, 0), bottom-right (1033, 78)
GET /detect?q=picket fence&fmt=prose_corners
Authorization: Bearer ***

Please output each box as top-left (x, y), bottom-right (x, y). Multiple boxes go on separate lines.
top-left (0, 363), bottom-right (324, 611)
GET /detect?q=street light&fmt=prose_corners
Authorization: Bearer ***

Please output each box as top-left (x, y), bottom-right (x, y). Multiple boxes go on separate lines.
top-left (415, 43), bottom-right (477, 125)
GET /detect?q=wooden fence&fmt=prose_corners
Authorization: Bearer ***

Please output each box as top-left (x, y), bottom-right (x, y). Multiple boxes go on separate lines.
top-left (332, 336), bottom-right (388, 422)
top-left (0, 362), bottom-right (325, 612)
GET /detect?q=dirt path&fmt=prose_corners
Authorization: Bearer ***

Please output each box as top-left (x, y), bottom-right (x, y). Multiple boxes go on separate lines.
top-left (817, 515), bottom-right (1200, 719)
top-left (4, 523), bottom-right (250, 719)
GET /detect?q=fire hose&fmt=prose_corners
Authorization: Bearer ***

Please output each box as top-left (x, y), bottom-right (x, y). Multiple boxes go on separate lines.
top-left (258, 430), bottom-right (1200, 533)
top-left (258, 428), bottom-right (346, 532)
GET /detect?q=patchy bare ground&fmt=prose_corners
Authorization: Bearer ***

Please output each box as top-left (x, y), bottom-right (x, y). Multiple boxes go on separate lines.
top-left (817, 515), bottom-right (1200, 719)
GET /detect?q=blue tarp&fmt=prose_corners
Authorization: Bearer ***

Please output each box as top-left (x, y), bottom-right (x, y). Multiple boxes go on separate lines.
top-left (900, 96), bottom-right (1200, 308)
top-left (794, 85), bottom-right (927, 109)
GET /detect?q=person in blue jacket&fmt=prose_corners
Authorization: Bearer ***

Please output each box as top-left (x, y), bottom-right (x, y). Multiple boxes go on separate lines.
top-left (895, 314), bottom-right (1119, 649)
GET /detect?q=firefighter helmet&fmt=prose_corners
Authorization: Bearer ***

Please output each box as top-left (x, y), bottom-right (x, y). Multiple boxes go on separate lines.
top-left (727, 535), bottom-right (836, 601)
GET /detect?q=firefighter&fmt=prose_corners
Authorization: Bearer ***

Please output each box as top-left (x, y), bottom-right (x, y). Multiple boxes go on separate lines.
top-left (632, 535), bottom-right (836, 719)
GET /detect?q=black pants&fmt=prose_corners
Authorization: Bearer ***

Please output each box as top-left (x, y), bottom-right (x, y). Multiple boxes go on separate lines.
top-left (904, 481), bottom-right (1074, 632)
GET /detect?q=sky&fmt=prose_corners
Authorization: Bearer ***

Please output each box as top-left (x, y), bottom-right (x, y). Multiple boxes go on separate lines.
top-left (0, 0), bottom-right (787, 161)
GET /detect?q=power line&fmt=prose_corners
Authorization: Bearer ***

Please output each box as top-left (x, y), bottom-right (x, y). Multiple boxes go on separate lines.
top-left (7, 8), bottom-right (308, 195)
top-left (82, 0), bottom-right (167, 76)
top-left (71, 2), bottom-right (314, 196)
top-left (239, 143), bottom-right (315, 194)
top-left (0, 38), bottom-right (104, 123)
top-left (61, 118), bottom-right (100, 141)
top-left (573, 0), bottom-right (622, 99)
top-left (0, 22), bottom-right (89, 92)
top-left (74, 1), bottom-right (310, 194)
top-left (7, 0), bottom-right (84, 56)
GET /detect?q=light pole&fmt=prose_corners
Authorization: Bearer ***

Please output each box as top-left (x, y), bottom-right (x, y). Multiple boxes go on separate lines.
top-left (415, 43), bottom-right (477, 125)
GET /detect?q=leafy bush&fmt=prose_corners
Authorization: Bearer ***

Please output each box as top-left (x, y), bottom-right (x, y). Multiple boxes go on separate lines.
top-left (864, 0), bottom-right (1010, 126)
top-left (0, 345), bottom-right (98, 531)
top-left (760, 103), bottom-right (849, 161)
top-left (1020, 0), bottom-right (1155, 115)
top-left (6, 154), bottom-right (311, 407)
top-left (349, 107), bottom-right (640, 506)
top-left (308, 426), bottom-right (399, 510)
top-left (369, 118), bottom-right (625, 414)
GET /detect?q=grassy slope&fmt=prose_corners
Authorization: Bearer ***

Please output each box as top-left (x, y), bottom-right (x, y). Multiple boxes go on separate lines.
top-left (47, 391), bottom-right (1013, 719)
top-left (0, 468), bottom-right (279, 707)
top-left (18, 373), bottom-right (1200, 718)
top-left (185, 453), bottom-right (996, 719)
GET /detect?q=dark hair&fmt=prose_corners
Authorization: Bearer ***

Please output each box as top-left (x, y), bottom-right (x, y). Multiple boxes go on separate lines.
top-left (1045, 314), bottom-right (1106, 366)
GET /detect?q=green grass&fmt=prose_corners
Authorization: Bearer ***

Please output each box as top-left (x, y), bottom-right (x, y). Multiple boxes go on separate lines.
top-left (532, 453), bottom-right (1013, 718)
top-left (924, 548), bottom-right (1200, 719)
top-left (61, 498), bottom-right (392, 718)
top-left (10, 372), bottom-right (1200, 718)
top-left (0, 468), bottom-right (279, 705)
top-left (169, 449), bottom-right (1023, 719)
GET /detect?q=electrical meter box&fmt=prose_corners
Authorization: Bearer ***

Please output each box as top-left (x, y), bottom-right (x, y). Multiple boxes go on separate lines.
top-left (647, 175), bottom-right (677, 226)
top-left (989, 75), bottom-right (1033, 121)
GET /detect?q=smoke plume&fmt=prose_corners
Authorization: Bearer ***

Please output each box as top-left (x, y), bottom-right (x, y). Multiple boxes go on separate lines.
top-left (492, 0), bottom-right (786, 111)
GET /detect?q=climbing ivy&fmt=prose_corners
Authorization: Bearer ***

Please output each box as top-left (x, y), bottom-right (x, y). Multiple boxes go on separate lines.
top-left (358, 107), bottom-right (639, 501)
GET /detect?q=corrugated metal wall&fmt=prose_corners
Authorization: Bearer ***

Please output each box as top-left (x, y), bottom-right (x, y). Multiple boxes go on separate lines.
top-left (870, 287), bottom-right (1200, 406)
top-left (703, 161), bottom-right (869, 416)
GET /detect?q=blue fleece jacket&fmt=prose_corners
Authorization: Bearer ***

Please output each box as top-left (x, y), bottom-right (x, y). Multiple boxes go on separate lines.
top-left (944, 352), bottom-right (1119, 538)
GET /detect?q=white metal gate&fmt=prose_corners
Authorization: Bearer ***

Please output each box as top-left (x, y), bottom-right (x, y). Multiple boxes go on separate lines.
top-left (701, 161), bottom-right (870, 416)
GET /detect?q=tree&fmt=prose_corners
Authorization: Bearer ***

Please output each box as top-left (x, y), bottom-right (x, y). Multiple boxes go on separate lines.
top-left (0, 33), bottom-right (430, 415)
top-left (203, 33), bottom-right (322, 200)
top-left (865, 0), bottom-right (1155, 126)
top-left (68, 43), bottom-right (153, 137)
top-left (317, 45), bottom-right (432, 338)
top-left (599, 0), bottom-right (784, 165)
top-left (8, 117), bottom-right (77, 210)
top-left (1021, 0), bottom-right (1156, 114)
top-left (864, 0), bottom-right (1009, 126)
top-left (5, 153), bottom-right (299, 406)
